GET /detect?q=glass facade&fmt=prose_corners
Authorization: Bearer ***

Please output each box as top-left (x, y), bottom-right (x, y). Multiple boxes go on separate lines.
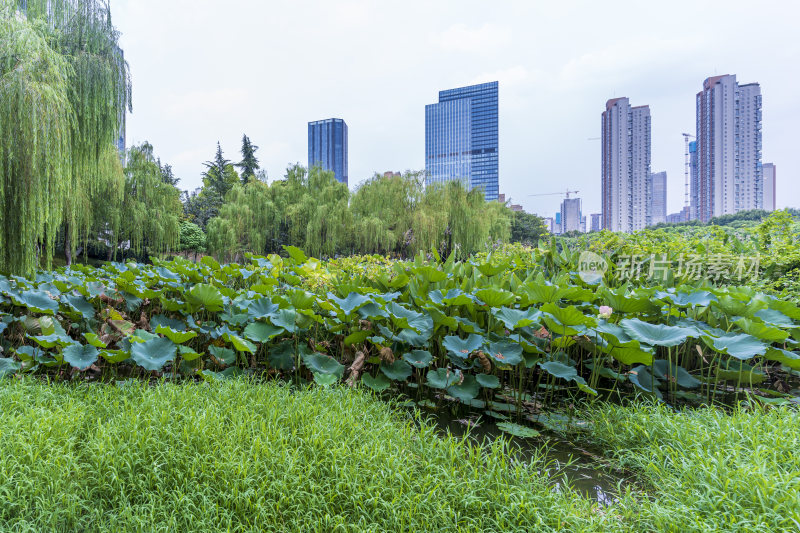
top-left (308, 118), bottom-right (348, 185)
top-left (425, 81), bottom-right (498, 201)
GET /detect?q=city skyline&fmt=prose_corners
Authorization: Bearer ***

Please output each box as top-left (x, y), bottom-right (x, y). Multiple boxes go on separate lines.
top-left (113, 0), bottom-right (799, 216)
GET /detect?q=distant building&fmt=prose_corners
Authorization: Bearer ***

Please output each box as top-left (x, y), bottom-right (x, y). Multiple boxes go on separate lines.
top-left (696, 74), bottom-right (762, 221)
top-left (554, 212), bottom-right (562, 235)
top-left (590, 213), bottom-right (602, 232)
top-left (509, 204), bottom-right (523, 212)
top-left (649, 171), bottom-right (667, 226)
top-left (763, 163), bottom-right (776, 211)
top-left (561, 197), bottom-right (582, 233)
top-left (602, 97), bottom-right (652, 232)
top-left (580, 215), bottom-right (587, 233)
top-left (425, 81), bottom-right (499, 201)
top-left (308, 118), bottom-right (348, 185)
top-left (543, 217), bottom-right (555, 234)
top-left (666, 206), bottom-right (691, 224)
top-left (383, 171), bottom-right (401, 178)
top-left (689, 141), bottom-right (699, 220)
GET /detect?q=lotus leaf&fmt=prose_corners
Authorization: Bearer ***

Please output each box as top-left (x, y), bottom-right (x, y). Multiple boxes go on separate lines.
top-left (130, 337), bottom-right (177, 371)
top-left (62, 344), bottom-right (99, 370)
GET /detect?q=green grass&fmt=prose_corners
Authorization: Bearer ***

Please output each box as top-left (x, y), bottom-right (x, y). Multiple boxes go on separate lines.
top-left (585, 401), bottom-right (800, 532)
top-left (0, 380), bottom-right (624, 532)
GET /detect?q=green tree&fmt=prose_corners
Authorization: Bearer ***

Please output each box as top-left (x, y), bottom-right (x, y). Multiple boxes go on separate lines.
top-left (178, 220), bottom-right (206, 260)
top-left (115, 142), bottom-right (182, 260)
top-left (236, 135), bottom-right (260, 185)
top-left (510, 211), bottom-right (548, 244)
top-left (0, 0), bottom-right (130, 274)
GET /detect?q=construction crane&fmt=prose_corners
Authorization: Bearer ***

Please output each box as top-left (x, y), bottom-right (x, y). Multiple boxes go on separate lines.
top-left (529, 190), bottom-right (580, 199)
top-left (682, 133), bottom-right (696, 211)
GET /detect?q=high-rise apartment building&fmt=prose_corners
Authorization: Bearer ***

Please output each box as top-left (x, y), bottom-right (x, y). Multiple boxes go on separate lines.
top-left (602, 98), bottom-right (652, 232)
top-left (689, 141), bottom-right (699, 220)
top-left (590, 213), bottom-right (602, 232)
top-left (308, 118), bottom-right (348, 185)
top-left (649, 171), bottom-right (667, 225)
top-left (425, 81), bottom-right (499, 201)
top-left (763, 163), bottom-right (776, 211)
top-left (696, 75), bottom-right (762, 221)
top-left (560, 197), bottom-right (582, 233)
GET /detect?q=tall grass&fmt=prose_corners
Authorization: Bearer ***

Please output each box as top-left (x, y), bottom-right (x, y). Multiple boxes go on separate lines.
top-left (585, 402), bottom-right (800, 532)
top-left (0, 380), bottom-right (623, 532)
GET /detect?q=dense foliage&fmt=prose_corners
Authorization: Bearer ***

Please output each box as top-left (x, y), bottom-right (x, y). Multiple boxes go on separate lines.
top-left (0, 0), bottom-right (130, 275)
top-left (205, 168), bottom-right (514, 260)
top-left (1, 243), bottom-right (798, 413)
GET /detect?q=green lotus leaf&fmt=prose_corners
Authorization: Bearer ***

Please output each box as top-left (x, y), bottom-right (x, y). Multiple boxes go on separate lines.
top-left (62, 294), bottom-right (96, 320)
top-left (415, 265), bottom-right (448, 283)
top-left (209, 346), bottom-right (237, 366)
top-left (716, 360), bottom-right (766, 384)
top-left (13, 290), bottom-right (59, 315)
top-left (155, 325), bottom-right (198, 344)
top-left (476, 374), bottom-right (500, 389)
top-left (604, 345), bottom-right (654, 366)
top-left (380, 359), bottom-right (412, 381)
top-left (362, 373), bottom-right (391, 392)
top-left (62, 344), bottom-right (99, 370)
top-left (628, 365), bottom-right (662, 398)
top-left (651, 360), bottom-right (701, 389)
top-left (344, 330), bottom-right (370, 346)
top-left (222, 333), bottom-right (256, 354)
top-left (492, 307), bottom-right (542, 330)
top-left (302, 352), bottom-right (345, 378)
top-left (702, 333), bottom-right (767, 360)
top-left (186, 284), bottom-right (224, 312)
top-left (283, 245), bottom-right (308, 264)
top-left (0, 357), bottom-right (22, 378)
top-left (201, 255), bottom-right (221, 271)
top-left (765, 347), bottom-right (800, 370)
top-left (753, 309), bottom-right (795, 328)
top-left (328, 292), bottom-right (370, 316)
top-left (150, 314), bottom-right (185, 331)
top-left (485, 340), bottom-right (523, 366)
top-left (386, 302), bottom-right (431, 334)
top-left (267, 341), bottom-right (295, 371)
top-left (130, 337), bottom-right (177, 371)
top-left (270, 308), bottom-right (297, 333)
top-left (475, 288), bottom-right (515, 308)
top-left (313, 372), bottom-right (339, 387)
top-left (426, 368), bottom-right (461, 389)
top-left (620, 318), bottom-right (696, 347)
top-left (541, 303), bottom-right (595, 327)
top-left (83, 333), bottom-right (107, 348)
top-left (243, 322), bottom-right (283, 343)
top-left (442, 334), bottom-right (484, 358)
top-left (178, 345), bottom-right (204, 362)
top-left (600, 288), bottom-right (658, 315)
top-left (768, 300), bottom-right (800, 321)
top-left (476, 262), bottom-right (509, 277)
top-left (28, 334), bottom-right (74, 349)
top-left (496, 422), bottom-right (540, 438)
top-left (734, 318), bottom-right (788, 343)
top-left (100, 350), bottom-right (130, 363)
top-left (447, 374), bottom-right (480, 401)
top-left (402, 350), bottom-right (433, 368)
top-left (247, 298), bottom-right (280, 320)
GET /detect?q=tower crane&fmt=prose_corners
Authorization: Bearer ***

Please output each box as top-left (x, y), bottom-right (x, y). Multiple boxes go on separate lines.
top-left (529, 190), bottom-right (580, 199)
top-left (682, 133), bottom-right (696, 212)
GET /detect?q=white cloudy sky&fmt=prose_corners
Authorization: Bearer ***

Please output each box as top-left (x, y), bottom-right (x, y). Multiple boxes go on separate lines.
top-left (113, 0), bottom-right (800, 217)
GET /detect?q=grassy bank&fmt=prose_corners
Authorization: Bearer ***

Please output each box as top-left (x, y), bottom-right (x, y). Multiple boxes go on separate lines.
top-left (0, 380), bottom-right (621, 533)
top-left (586, 402), bottom-right (800, 532)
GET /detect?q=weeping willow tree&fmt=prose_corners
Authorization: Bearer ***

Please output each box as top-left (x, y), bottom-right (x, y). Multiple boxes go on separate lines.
top-left (412, 181), bottom-right (512, 259)
top-left (0, 0), bottom-right (130, 274)
top-left (116, 142), bottom-right (181, 259)
top-left (350, 171), bottom-right (423, 255)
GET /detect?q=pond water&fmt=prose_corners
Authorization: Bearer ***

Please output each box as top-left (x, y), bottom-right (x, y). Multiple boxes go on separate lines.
top-left (421, 408), bottom-right (636, 505)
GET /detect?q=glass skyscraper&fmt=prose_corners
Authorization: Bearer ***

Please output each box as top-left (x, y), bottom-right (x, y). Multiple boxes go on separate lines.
top-left (308, 118), bottom-right (348, 186)
top-left (425, 81), bottom-right (499, 201)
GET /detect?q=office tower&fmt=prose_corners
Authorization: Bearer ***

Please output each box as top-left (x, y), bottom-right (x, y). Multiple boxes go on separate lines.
top-left (590, 213), bottom-right (602, 232)
top-left (763, 163), bottom-right (776, 211)
top-left (602, 98), bottom-right (652, 232)
top-left (649, 171), bottom-right (667, 225)
top-left (308, 118), bottom-right (348, 185)
top-left (696, 75), bottom-right (762, 221)
top-left (561, 197), bottom-right (582, 233)
top-left (425, 81), bottom-right (499, 201)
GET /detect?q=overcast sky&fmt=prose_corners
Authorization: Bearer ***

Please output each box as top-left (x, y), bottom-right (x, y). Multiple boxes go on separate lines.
top-left (113, 0), bottom-right (799, 217)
